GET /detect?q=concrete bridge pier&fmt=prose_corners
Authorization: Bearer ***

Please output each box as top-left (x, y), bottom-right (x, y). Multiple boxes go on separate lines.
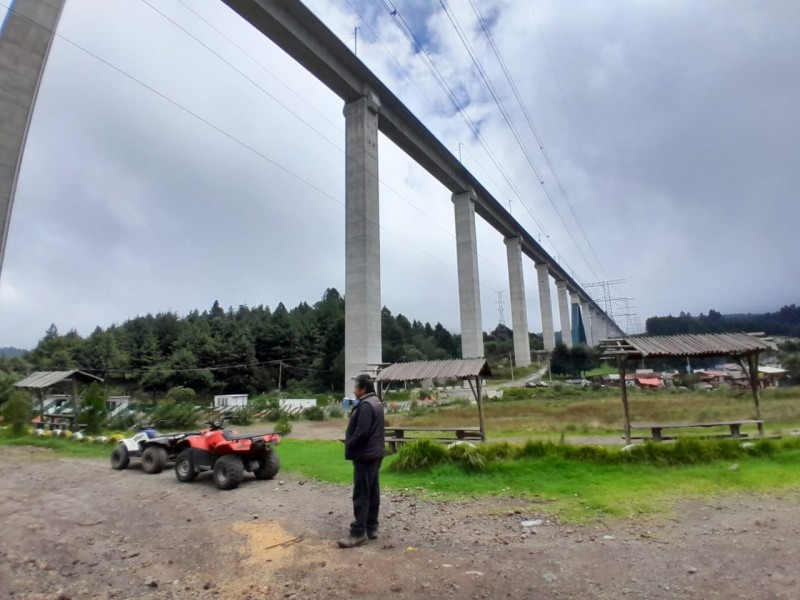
top-left (555, 280), bottom-right (572, 349)
top-left (580, 300), bottom-right (594, 346)
top-left (589, 307), bottom-right (604, 346)
top-left (535, 263), bottom-right (555, 351)
top-left (570, 292), bottom-right (584, 345)
top-left (452, 189), bottom-right (484, 358)
top-left (343, 91), bottom-right (382, 388)
top-left (504, 236), bottom-right (531, 367)
top-left (0, 0), bottom-right (66, 281)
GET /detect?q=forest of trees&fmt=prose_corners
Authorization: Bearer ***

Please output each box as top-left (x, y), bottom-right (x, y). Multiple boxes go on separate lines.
top-left (0, 289), bottom-right (544, 396)
top-left (646, 305), bottom-right (800, 337)
top-left (6, 294), bottom-right (796, 398)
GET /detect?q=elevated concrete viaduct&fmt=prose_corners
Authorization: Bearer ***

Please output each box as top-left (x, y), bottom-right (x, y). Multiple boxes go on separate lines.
top-left (0, 0), bottom-right (625, 389)
top-left (219, 0), bottom-right (624, 384)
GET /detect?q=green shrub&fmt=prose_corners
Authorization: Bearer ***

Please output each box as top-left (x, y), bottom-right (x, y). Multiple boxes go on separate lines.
top-left (448, 442), bottom-right (486, 472)
top-left (478, 441), bottom-right (516, 461)
top-left (164, 386), bottom-right (196, 404)
top-left (151, 401), bottom-right (200, 429)
top-left (226, 406), bottom-right (253, 426)
top-left (274, 415), bottom-right (292, 435)
top-left (265, 408), bottom-right (283, 422)
top-left (80, 383), bottom-right (108, 435)
top-left (1, 390), bottom-right (31, 436)
top-left (304, 406), bottom-right (325, 421)
top-left (105, 411), bottom-right (137, 431)
top-left (327, 406), bottom-right (344, 419)
top-left (389, 439), bottom-right (449, 472)
top-left (251, 393), bottom-right (279, 411)
top-left (518, 440), bottom-right (550, 458)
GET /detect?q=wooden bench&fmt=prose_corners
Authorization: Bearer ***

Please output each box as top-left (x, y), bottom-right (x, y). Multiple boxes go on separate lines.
top-left (628, 420), bottom-right (764, 442)
top-left (385, 426), bottom-right (483, 452)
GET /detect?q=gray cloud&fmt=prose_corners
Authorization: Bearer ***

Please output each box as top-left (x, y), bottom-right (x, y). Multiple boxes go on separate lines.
top-left (1, 0), bottom-right (798, 348)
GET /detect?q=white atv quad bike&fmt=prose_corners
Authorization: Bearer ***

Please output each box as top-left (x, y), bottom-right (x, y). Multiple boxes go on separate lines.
top-left (110, 429), bottom-right (192, 474)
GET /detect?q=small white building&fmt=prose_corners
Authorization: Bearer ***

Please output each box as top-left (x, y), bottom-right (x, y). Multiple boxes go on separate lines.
top-left (213, 394), bottom-right (249, 408)
top-left (107, 396), bottom-right (131, 417)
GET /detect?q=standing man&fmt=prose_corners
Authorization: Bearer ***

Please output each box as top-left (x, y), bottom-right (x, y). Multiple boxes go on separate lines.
top-left (338, 374), bottom-right (385, 548)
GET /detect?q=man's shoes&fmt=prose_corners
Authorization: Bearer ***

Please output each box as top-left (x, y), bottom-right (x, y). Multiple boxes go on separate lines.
top-left (337, 535), bottom-right (368, 548)
top-left (367, 530), bottom-right (378, 540)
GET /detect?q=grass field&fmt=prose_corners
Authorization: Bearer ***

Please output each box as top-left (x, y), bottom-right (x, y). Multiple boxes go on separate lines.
top-left (279, 438), bottom-right (800, 522)
top-left (390, 386), bottom-right (800, 438)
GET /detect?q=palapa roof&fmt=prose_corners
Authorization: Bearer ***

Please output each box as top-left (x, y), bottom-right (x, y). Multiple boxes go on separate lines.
top-left (599, 332), bottom-right (776, 360)
top-left (376, 358), bottom-right (491, 383)
top-left (14, 370), bottom-right (103, 389)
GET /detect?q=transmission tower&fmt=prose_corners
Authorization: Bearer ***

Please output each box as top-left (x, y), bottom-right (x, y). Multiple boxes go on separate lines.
top-left (582, 279), bottom-right (641, 334)
top-left (495, 291), bottom-right (506, 326)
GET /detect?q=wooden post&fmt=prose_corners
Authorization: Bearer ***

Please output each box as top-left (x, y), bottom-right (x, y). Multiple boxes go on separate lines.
top-left (618, 355), bottom-right (631, 444)
top-left (746, 353), bottom-right (764, 436)
top-left (468, 378), bottom-right (486, 442)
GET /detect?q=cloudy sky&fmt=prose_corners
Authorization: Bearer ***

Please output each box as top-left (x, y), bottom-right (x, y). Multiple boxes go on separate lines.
top-left (1, 0), bottom-right (798, 350)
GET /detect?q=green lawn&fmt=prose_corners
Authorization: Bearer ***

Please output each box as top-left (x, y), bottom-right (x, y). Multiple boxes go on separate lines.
top-left (279, 438), bottom-right (800, 522)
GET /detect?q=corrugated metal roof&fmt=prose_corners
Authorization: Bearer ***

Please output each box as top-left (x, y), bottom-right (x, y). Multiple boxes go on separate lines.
top-left (14, 370), bottom-right (103, 389)
top-left (376, 358), bottom-right (491, 383)
top-left (599, 333), bottom-right (775, 359)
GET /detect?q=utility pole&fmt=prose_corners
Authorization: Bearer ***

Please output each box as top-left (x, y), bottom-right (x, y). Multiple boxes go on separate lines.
top-left (278, 360), bottom-right (283, 392)
top-left (354, 25), bottom-right (359, 56)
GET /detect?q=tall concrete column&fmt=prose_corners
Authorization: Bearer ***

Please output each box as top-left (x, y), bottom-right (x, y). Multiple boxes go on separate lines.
top-left (535, 263), bottom-right (555, 351)
top-left (570, 292), bottom-right (584, 345)
top-left (504, 236), bottom-right (531, 367)
top-left (580, 300), bottom-right (594, 346)
top-left (589, 308), bottom-right (603, 346)
top-left (600, 318), bottom-right (611, 341)
top-left (344, 91), bottom-right (382, 389)
top-left (555, 280), bottom-right (572, 349)
top-left (452, 189), bottom-right (483, 358)
top-left (0, 0), bottom-right (66, 281)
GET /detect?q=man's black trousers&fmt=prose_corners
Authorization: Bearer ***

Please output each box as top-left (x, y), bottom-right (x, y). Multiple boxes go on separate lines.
top-left (350, 458), bottom-right (383, 537)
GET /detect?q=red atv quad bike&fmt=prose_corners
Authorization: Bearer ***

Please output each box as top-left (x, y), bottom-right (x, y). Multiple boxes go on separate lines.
top-left (173, 420), bottom-right (281, 490)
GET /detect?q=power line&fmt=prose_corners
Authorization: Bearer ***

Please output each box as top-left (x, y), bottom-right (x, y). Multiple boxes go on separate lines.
top-left (377, 0), bottom-right (593, 283)
top-left (149, 0), bottom-right (508, 282)
top-left (2, 0), bottom-right (515, 300)
top-left (439, 0), bottom-right (601, 281)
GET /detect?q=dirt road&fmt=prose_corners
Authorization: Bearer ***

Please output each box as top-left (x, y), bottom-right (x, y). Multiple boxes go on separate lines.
top-left (1, 445), bottom-right (798, 599)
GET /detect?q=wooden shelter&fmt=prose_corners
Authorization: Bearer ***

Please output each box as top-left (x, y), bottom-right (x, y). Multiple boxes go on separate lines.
top-left (599, 333), bottom-right (776, 443)
top-left (375, 358), bottom-right (492, 441)
top-left (14, 370), bottom-right (104, 419)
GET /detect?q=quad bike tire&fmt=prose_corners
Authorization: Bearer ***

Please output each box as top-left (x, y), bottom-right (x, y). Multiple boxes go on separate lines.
top-left (141, 445), bottom-right (168, 474)
top-left (175, 449), bottom-right (198, 482)
top-left (110, 445), bottom-right (130, 470)
top-left (254, 448), bottom-right (280, 480)
top-left (213, 455), bottom-right (245, 490)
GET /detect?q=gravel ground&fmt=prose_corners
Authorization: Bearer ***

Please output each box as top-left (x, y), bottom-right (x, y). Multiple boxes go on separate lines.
top-left (1, 444), bottom-right (799, 600)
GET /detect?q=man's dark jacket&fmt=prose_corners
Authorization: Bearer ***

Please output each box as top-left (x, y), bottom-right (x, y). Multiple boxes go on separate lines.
top-left (344, 393), bottom-right (385, 461)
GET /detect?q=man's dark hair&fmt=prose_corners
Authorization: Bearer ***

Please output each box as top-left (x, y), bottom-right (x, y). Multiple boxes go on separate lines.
top-left (354, 374), bottom-right (375, 394)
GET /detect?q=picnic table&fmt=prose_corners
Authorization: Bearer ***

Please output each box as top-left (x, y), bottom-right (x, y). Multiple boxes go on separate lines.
top-left (385, 426), bottom-right (484, 452)
top-left (628, 419), bottom-right (764, 442)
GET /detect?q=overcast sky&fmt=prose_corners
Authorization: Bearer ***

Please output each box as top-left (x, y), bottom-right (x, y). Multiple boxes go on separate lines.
top-left (1, 0), bottom-right (798, 350)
